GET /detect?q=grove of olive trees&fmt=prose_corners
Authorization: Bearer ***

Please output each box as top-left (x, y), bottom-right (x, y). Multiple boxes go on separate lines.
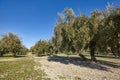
top-left (30, 4), bottom-right (120, 62)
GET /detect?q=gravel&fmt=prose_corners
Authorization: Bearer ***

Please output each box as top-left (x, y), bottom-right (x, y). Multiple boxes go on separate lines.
top-left (34, 56), bottom-right (120, 80)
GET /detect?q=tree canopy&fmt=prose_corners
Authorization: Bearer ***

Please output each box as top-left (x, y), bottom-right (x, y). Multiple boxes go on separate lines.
top-left (0, 32), bottom-right (28, 57)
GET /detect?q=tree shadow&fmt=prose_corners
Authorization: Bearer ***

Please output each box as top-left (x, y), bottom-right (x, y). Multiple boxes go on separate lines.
top-left (84, 54), bottom-right (120, 59)
top-left (97, 60), bottom-right (120, 68)
top-left (96, 55), bottom-right (120, 59)
top-left (48, 55), bottom-right (120, 71)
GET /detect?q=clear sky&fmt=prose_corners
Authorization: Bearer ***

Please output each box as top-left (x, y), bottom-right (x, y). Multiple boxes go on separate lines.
top-left (0, 0), bottom-right (120, 48)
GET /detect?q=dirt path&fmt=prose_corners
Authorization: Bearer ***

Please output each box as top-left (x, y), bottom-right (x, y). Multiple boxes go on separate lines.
top-left (34, 56), bottom-right (120, 80)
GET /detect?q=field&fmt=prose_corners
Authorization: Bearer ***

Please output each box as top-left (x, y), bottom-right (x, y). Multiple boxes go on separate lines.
top-left (0, 53), bottom-right (50, 80)
top-left (0, 53), bottom-right (120, 80)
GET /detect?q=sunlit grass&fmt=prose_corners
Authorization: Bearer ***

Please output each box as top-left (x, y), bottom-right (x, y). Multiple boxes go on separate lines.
top-left (0, 53), bottom-right (27, 60)
top-left (0, 54), bottom-right (14, 59)
top-left (0, 55), bottom-right (50, 80)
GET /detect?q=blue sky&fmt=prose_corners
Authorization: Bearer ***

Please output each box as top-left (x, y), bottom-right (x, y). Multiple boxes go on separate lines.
top-left (0, 0), bottom-right (120, 48)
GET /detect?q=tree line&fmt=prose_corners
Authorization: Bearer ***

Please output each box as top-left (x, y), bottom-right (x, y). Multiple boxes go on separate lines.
top-left (0, 32), bottom-right (28, 57)
top-left (0, 4), bottom-right (118, 61)
top-left (30, 3), bottom-right (120, 62)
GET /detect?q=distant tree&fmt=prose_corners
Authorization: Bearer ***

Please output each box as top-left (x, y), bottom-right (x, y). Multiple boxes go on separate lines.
top-left (0, 32), bottom-right (27, 57)
top-left (31, 40), bottom-right (49, 56)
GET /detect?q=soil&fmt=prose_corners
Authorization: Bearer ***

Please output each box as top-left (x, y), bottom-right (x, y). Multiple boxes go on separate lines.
top-left (34, 56), bottom-right (120, 80)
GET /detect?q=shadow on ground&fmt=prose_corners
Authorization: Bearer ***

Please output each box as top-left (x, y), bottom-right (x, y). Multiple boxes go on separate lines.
top-left (84, 54), bottom-right (120, 59)
top-left (48, 55), bottom-right (120, 71)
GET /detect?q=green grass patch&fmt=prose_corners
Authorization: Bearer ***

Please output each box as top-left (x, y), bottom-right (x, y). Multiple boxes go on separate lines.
top-left (0, 54), bottom-right (14, 59)
top-left (0, 55), bottom-right (49, 80)
top-left (0, 54), bottom-right (26, 59)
